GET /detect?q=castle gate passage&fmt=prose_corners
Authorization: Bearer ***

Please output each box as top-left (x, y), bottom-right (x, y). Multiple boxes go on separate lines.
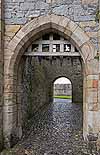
top-left (3, 14), bottom-right (99, 148)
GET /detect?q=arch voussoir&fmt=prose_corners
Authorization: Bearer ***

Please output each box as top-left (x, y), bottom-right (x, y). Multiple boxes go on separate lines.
top-left (71, 26), bottom-right (90, 47)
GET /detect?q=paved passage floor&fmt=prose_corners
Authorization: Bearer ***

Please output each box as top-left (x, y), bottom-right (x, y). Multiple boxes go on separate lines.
top-left (7, 99), bottom-right (98, 155)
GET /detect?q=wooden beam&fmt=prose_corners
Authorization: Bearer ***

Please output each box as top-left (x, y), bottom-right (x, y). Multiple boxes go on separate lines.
top-left (24, 52), bottom-right (80, 57)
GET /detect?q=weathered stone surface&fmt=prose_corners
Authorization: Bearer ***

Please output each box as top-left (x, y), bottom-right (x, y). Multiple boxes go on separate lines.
top-left (0, 0), bottom-right (4, 151)
top-left (97, 133), bottom-right (100, 152)
top-left (89, 102), bottom-right (98, 111)
top-left (80, 41), bottom-right (97, 62)
top-left (3, 13), bottom-right (99, 150)
top-left (87, 32), bottom-right (98, 39)
top-left (71, 26), bottom-right (89, 47)
top-left (82, 0), bottom-right (98, 4)
top-left (88, 111), bottom-right (100, 133)
top-left (93, 80), bottom-right (98, 88)
top-left (87, 88), bottom-right (98, 103)
top-left (79, 21), bottom-right (97, 28)
top-left (5, 25), bottom-right (21, 34)
top-left (0, 0), bottom-right (100, 152)
top-left (54, 83), bottom-right (72, 96)
top-left (4, 0), bottom-right (98, 25)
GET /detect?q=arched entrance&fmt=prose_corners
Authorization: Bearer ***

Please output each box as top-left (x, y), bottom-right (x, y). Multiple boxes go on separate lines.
top-left (3, 14), bottom-right (99, 147)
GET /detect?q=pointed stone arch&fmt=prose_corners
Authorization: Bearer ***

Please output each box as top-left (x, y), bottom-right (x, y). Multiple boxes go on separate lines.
top-left (3, 14), bottom-right (99, 147)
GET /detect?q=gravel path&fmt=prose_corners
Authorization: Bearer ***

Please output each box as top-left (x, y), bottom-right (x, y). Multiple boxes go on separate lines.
top-left (6, 99), bottom-right (99, 155)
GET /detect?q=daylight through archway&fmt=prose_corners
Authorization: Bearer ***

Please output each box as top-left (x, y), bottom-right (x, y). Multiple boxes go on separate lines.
top-left (53, 77), bottom-right (72, 103)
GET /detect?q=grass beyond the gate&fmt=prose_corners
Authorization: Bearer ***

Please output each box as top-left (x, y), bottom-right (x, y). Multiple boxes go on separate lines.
top-left (54, 96), bottom-right (72, 99)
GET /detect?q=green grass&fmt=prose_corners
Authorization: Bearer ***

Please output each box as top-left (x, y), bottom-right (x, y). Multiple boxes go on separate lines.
top-left (54, 95), bottom-right (72, 99)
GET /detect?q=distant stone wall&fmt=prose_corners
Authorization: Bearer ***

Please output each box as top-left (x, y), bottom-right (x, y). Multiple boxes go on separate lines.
top-left (54, 84), bottom-right (72, 96)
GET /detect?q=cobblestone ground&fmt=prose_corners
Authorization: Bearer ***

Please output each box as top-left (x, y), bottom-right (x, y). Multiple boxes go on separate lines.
top-left (4, 99), bottom-right (99, 155)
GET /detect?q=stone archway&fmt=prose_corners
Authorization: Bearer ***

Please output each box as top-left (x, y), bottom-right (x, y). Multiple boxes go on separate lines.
top-left (3, 14), bottom-right (99, 147)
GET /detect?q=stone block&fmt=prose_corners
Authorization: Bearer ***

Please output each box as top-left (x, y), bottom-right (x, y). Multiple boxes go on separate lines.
top-left (87, 75), bottom-right (99, 80)
top-left (87, 88), bottom-right (98, 103)
top-left (67, 20), bottom-right (78, 33)
top-left (79, 21), bottom-right (97, 28)
top-left (39, 15), bottom-right (51, 26)
top-left (52, 4), bottom-right (69, 16)
top-left (35, 1), bottom-right (49, 10)
top-left (4, 93), bottom-right (16, 106)
top-left (7, 35), bottom-right (25, 53)
top-left (59, 16), bottom-right (70, 28)
top-left (82, 0), bottom-right (98, 4)
top-left (86, 59), bottom-right (99, 75)
top-left (28, 10), bottom-right (40, 19)
top-left (4, 84), bottom-right (17, 93)
top-left (4, 40), bottom-right (10, 49)
top-left (71, 26), bottom-right (89, 47)
top-left (3, 112), bottom-right (17, 128)
top-left (88, 111), bottom-right (100, 133)
top-left (22, 17), bottom-right (38, 33)
top-left (19, 2), bottom-right (35, 11)
top-left (0, 20), bottom-right (1, 32)
top-left (87, 32), bottom-right (98, 38)
top-left (3, 104), bottom-right (17, 113)
top-left (46, 0), bottom-right (51, 3)
top-left (5, 31), bottom-right (16, 38)
top-left (0, 106), bottom-right (3, 151)
top-left (88, 102), bottom-right (98, 111)
top-left (80, 41), bottom-right (96, 62)
top-left (64, 29), bottom-right (72, 39)
top-left (97, 133), bottom-right (100, 152)
top-left (87, 79), bottom-right (93, 88)
top-left (74, 15), bottom-right (95, 22)
top-left (93, 80), bottom-right (98, 88)
top-left (87, 79), bottom-right (98, 88)
top-left (5, 11), bottom-right (11, 19)
top-left (4, 36), bottom-right (11, 42)
top-left (5, 25), bottom-right (21, 34)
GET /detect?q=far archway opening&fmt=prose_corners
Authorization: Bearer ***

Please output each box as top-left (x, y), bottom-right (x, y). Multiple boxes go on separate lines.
top-left (53, 77), bottom-right (72, 103)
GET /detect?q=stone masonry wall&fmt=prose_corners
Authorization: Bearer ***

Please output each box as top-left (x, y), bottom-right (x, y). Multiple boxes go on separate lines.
top-left (21, 57), bottom-right (50, 129)
top-left (4, 0), bottom-right (98, 24)
top-left (0, 0), bottom-right (4, 151)
top-left (54, 84), bottom-right (72, 96)
top-left (4, 0), bottom-right (99, 50)
top-left (97, 1), bottom-right (100, 151)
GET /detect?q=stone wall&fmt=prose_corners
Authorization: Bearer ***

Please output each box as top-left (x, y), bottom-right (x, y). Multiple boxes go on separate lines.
top-left (4, 0), bottom-right (98, 24)
top-left (41, 56), bottom-right (83, 103)
top-left (54, 84), bottom-right (72, 96)
top-left (4, 0), bottom-right (99, 49)
top-left (20, 57), bottom-right (50, 129)
top-left (0, 0), bottom-right (4, 151)
top-left (97, 0), bottom-right (100, 151)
